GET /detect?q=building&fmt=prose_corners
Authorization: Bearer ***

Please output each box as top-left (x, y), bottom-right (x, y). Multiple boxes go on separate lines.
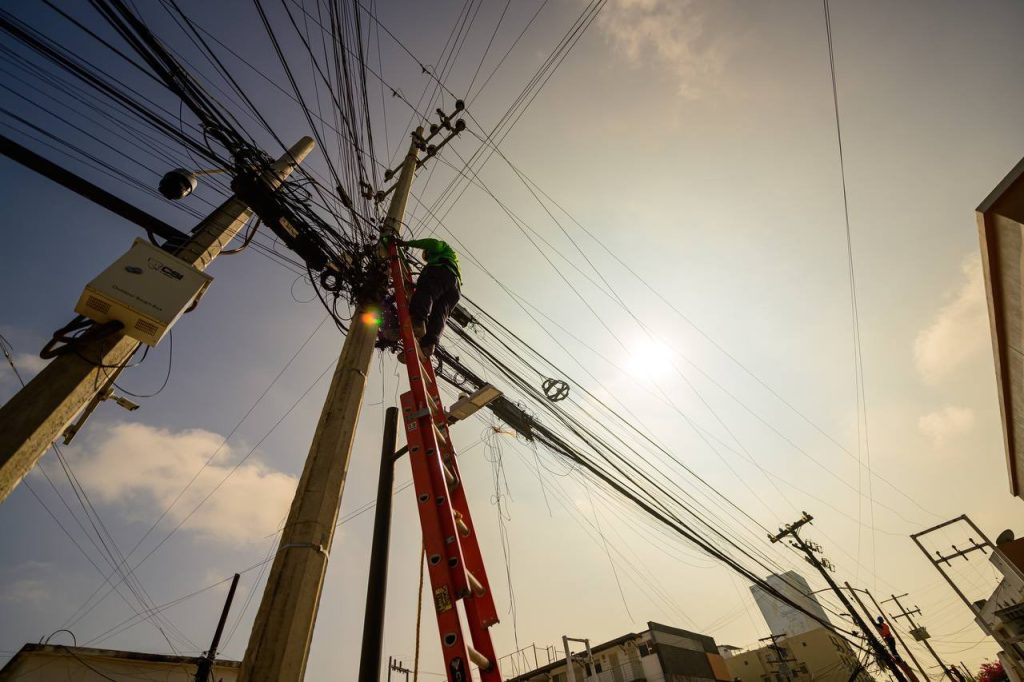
top-left (505, 622), bottom-right (731, 682)
top-left (724, 627), bottom-right (872, 682)
top-left (974, 531), bottom-right (1024, 680)
top-left (0, 643), bottom-right (240, 681)
top-left (750, 572), bottom-right (831, 639)
top-left (977, 155), bottom-right (1024, 502)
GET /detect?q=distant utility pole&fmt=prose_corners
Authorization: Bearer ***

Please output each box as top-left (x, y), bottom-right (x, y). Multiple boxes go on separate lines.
top-left (759, 633), bottom-right (796, 681)
top-left (388, 656), bottom-right (412, 682)
top-left (0, 137), bottom-right (314, 504)
top-left (770, 512), bottom-right (907, 682)
top-left (237, 129), bottom-right (422, 682)
top-left (857, 588), bottom-right (929, 681)
top-left (883, 594), bottom-right (955, 681)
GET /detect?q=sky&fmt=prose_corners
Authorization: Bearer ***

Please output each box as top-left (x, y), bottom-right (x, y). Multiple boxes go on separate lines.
top-left (1, 0), bottom-right (1023, 679)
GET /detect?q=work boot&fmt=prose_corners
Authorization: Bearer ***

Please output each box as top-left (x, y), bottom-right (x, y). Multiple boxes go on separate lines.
top-left (412, 321), bottom-right (427, 338)
top-left (420, 343), bottom-right (435, 359)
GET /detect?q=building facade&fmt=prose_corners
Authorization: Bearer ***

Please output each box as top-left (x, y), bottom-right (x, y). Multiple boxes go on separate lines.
top-left (724, 627), bottom-right (872, 682)
top-left (750, 572), bottom-right (831, 640)
top-left (0, 643), bottom-right (240, 681)
top-left (505, 622), bottom-right (731, 682)
top-left (975, 533), bottom-right (1024, 680)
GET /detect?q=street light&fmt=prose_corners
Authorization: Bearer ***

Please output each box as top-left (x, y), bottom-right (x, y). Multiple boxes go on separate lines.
top-left (158, 167), bottom-right (228, 200)
top-left (447, 384), bottom-right (502, 422)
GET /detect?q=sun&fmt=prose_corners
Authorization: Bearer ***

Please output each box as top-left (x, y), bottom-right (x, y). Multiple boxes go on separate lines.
top-left (625, 337), bottom-right (674, 379)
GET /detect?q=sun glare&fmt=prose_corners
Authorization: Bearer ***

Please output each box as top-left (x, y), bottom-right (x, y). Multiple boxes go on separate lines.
top-left (626, 338), bottom-right (674, 378)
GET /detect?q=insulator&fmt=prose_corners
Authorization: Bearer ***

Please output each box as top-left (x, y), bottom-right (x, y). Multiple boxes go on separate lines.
top-left (454, 99), bottom-right (465, 111)
top-left (454, 119), bottom-right (466, 132)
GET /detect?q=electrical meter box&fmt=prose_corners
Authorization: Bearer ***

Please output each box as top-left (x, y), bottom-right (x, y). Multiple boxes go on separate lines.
top-left (74, 238), bottom-right (212, 346)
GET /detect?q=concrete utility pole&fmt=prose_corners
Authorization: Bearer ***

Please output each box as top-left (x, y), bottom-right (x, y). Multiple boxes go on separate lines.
top-left (860, 588), bottom-right (930, 681)
top-left (237, 131), bottom-right (422, 682)
top-left (884, 594), bottom-right (955, 681)
top-left (770, 513), bottom-right (907, 682)
top-left (0, 137), bottom-right (314, 504)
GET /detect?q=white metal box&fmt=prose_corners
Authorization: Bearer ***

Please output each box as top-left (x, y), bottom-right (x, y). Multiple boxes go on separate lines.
top-left (74, 238), bottom-right (212, 346)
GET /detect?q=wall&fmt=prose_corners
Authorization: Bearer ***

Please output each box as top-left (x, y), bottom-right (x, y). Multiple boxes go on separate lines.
top-left (0, 647), bottom-right (239, 682)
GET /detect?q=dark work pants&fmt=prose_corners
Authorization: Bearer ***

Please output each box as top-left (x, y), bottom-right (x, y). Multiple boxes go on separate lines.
top-left (409, 264), bottom-right (460, 347)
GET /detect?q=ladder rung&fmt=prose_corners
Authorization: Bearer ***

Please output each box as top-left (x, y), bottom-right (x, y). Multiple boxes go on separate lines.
top-left (466, 569), bottom-right (486, 598)
top-left (442, 461), bottom-right (457, 488)
top-left (432, 421), bottom-right (449, 446)
top-left (467, 646), bottom-right (491, 671)
top-left (453, 511), bottom-right (470, 537)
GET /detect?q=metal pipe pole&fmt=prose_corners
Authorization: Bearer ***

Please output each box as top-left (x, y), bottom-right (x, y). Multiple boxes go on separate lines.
top-left (195, 573), bottom-right (241, 682)
top-left (863, 588), bottom-right (929, 681)
top-left (357, 407), bottom-right (400, 682)
top-left (0, 137), bottom-right (314, 504)
top-left (238, 131), bottom-right (421, 682)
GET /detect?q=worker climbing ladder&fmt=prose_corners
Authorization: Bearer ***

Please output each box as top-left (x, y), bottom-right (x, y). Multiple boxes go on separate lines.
top-left (386, 240), bottom-right (503, 682)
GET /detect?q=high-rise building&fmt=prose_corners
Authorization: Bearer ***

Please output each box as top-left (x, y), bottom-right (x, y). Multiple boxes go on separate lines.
top-left (751, 571), bottom-right (831, 639)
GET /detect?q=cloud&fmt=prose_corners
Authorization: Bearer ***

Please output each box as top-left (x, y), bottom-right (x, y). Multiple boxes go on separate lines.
top-left (918, 406), bottom-right (976, 446)
top-left (70, 423), bottom-right (296, 546)
top-left (0, 562), bottom-right (55, 606)
top-left (597, 0), bottom-right (724, 97)
top-left (913, 255), bottom-right (988, 384)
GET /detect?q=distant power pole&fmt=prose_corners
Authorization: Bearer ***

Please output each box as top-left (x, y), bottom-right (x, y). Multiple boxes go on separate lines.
top-left (237, 129), bottom-right (422, 682)
top-left (858, 587), bottom-right (929, 681)
top-left (0, 137), bottom-right (314, 503)
top-left (883, 594), bottom-right (955, 681)
top-left (759, 633), bottom-right (796, 682)
top-left (770, 512), bottom-right (907, 682)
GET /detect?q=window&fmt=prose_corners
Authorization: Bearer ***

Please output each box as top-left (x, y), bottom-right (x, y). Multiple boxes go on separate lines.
top-left (638, 644), bottom-right (652, 657)
top-left (595, 663), bottom-right (603, 673)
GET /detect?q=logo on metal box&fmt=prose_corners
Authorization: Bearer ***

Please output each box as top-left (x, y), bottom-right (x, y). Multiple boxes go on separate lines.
top-left (147, 258), bottom-right (184, 281)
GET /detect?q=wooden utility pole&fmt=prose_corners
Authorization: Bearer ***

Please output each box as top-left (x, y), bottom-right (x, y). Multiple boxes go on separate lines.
top-left (770, 513), bottom-right (907, 682)
top-left (884, 593), bottom-right (955, 681)
top-left (237, 130), bottom-right (422, 682)
top-left (0, 137), bottom-right (314, 503)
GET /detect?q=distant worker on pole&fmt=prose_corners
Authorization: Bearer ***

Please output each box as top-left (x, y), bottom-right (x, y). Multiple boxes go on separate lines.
top-left (876, 616), bottom-right (899, 659)
top-left (386, 236), bottom-right (461, 358)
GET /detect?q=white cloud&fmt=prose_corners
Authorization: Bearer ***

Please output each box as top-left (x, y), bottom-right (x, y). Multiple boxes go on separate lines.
top-left (70, 423), bottom-right (296, 546)
top-left (913, 255), bottom-right (988, 384)
top-left (0, 578), bottom-right (51, 605)
top-left (918, 406), bottom-right (976, 446)
top-left (597, 0), bottom-right (724, 97)
top-left (0, 562), bottom-right (55, 606)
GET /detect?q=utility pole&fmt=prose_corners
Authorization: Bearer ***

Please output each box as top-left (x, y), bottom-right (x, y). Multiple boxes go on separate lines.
top-left (389, 657), bottom-right (411, 682)
top-left (845, 584), bottom-right (919, 682)
top-left (861, 588), bottom-right (929, 681)
top-left (0, 137), bottom-right (314, 504)
top-left (357, 406), bottom-right (400, 682)
top-left (195, 573), bottom-right (240, 682)
top-left (770, 513), bottom-right (907, 682)
top-left (759, 633), bottom-right (796, 682)
top-left (237, 130), bottom-right (422, 682)
top-left (884, 594), bottom-right (955, 681)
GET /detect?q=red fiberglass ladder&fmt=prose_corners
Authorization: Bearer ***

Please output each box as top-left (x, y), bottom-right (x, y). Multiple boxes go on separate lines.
top-left (386, 242), bottom-right (503, 682)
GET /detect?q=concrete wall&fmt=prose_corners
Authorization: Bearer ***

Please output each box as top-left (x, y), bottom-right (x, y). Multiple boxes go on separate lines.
top-left (0, 646), bottom-right (239, 682)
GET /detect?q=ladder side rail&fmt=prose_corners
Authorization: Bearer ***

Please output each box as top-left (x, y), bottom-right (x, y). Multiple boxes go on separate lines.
top-left (399, 392), bottom-right (474, 679)
top-left (389, 248), bottom-right (471, 599)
